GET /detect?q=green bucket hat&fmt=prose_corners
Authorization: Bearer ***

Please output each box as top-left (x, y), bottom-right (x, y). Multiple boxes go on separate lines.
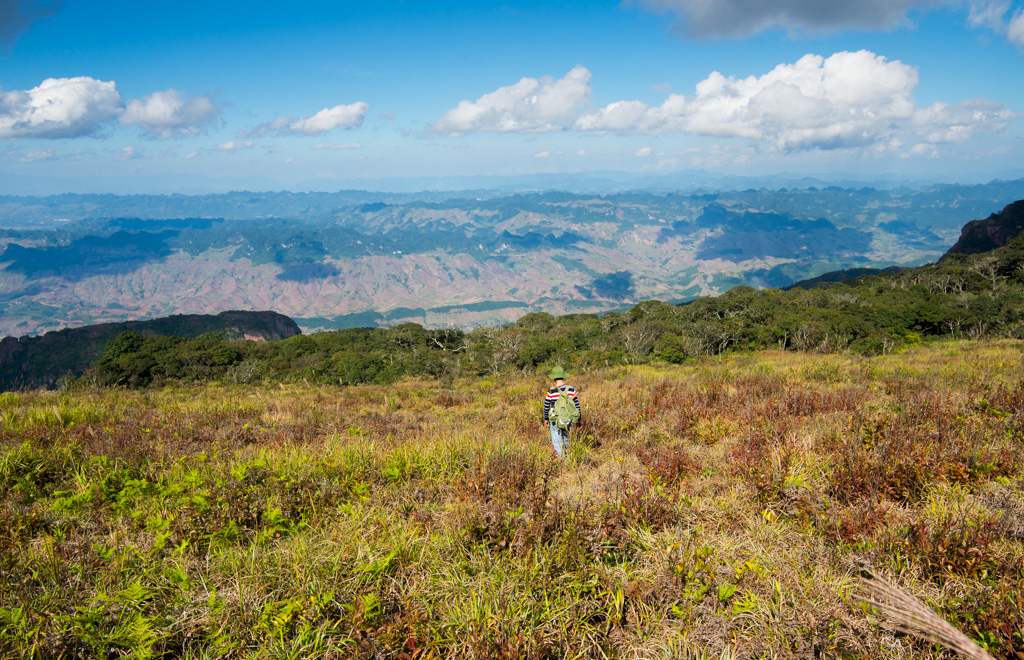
top-left (548, 366), bottom-right (568, 380)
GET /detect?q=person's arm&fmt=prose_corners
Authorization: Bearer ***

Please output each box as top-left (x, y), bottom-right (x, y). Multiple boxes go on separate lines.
top-left (543, 395), bottom-right (553, 423)
top-left (572, 388), bottom-right (581, 420)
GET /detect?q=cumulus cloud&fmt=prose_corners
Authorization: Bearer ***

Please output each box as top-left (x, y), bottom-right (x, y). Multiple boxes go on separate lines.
top-left (0, 0), bottom-right (60, 47)
top-left (628, 0), bottom-right (934, 37)
top-left (0, 77), bottom-right (224, 141)
top-left (575, 50), bottom-right (1012, 152)
top-left (120, 89), bottom-right (219, 138)
top-left (533, 150), bottom-right (551, 159)
top-left (0, 76), bottom-right (122, 138)
top-left (246, 102), bottom-right (368, 138)
top-left (635, 146), bottom-right (653, 157)
top-left (434, 66), bottom-right (591, 133)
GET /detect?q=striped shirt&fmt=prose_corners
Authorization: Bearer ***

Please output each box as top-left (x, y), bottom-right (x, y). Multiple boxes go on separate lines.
top-left (543, 384), bottom-right (581, 423)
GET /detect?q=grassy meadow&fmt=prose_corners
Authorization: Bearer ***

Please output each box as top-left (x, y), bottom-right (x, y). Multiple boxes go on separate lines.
top-left (2, 340), bottom-right (1024, 657)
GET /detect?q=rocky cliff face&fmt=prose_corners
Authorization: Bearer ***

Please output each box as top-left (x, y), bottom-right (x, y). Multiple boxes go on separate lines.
top-left (944, 200), bottom-right (1024, 258)
top-left (0, 310), bottom-right (300, 391)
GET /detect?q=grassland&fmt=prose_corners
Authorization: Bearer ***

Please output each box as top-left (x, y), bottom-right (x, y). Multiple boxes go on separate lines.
top-left (2, 340), bottom-right (1023, 657)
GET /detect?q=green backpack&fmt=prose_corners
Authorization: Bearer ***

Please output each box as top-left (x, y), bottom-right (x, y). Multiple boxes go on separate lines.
top-left (552, 390), bottom-right (580, 431)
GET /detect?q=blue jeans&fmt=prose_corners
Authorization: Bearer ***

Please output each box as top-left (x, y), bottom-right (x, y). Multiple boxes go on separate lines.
top-left (549, 421), bottom-right (570, 457)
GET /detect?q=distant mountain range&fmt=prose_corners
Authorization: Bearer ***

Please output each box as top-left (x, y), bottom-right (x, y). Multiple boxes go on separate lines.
top-left (0, 311), bottom-right (298, 390)
top-left (1, 179), bottom-right (1024, 338)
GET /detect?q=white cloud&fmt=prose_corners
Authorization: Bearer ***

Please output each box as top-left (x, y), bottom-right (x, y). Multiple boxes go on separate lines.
top-left (968, 0), bottom-right (1010, 30)
top-left (635, 146), bottom-right (653, 157)
top-left (0, 76), bottom-right (122, 138)
top-left (910, 142), bottom-right (939, 157)
top-left (116, 145), bottom-right (142, 160)
top-left (246, 102), bottom-right (368, 137)
top-left (1008, 8), bottom-right (1024, 44)
top-left (121, 89), bottom-right (218, 138)
top-left (533, 149), bottom-right (551, 159)
top-left (967, 1), bottom-right (1024, 45)
top-left (215, 140), bottom-right (254, 152)
top-left (576, 50), bottom-right (1012, 152)
top-left (915, 100), bottom-right (1014, 146)
top-left (291, 103), bottom-right (367, 134)
top-left (434, 66), bottom-right (591, 133)
top-left (19, 148), bottom-right (56, 162)
top-left (575, 100), bottom-right (651, 132)
top-left (314, 142), bottom-right (362, 150)
top-left (629, 0), bottom-right (933, 37)
top-left (245, 116), bottom-right (289, 137)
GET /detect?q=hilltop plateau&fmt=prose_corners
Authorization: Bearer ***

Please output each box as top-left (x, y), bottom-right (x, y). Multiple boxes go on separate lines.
top-left (1, 341), bottom-right (1022, 656)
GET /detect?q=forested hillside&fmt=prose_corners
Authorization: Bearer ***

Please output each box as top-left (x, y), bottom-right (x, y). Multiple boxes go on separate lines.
top-left (0, 311), bottom-right (298, 391)
top-left (87, 228), bottom-right (1024, 389)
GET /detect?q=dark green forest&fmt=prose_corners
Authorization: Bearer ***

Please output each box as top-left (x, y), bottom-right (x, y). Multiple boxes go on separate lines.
top-left (90, 234), bottom-right (1024, 388)
top-left (0, 312), bottom-right (298, 391)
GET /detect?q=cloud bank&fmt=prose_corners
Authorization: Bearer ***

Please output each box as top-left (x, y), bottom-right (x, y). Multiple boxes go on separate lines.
top-left (576, 51), bottom-right (1013, 151)
top-left (436, 51), bottom-right (1013, 154)
top-left (577, 50), bottom-right (922, 150)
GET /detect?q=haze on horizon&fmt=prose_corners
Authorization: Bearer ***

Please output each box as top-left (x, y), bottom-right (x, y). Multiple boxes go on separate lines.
top-left (1, 0), bottom-right (1023, 195)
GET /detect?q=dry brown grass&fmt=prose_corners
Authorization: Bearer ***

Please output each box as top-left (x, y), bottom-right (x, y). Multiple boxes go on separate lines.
top-left (856, 565), bottom-right (994, 659)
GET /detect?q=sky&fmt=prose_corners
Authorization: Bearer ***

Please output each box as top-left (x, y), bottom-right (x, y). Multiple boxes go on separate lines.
top-left (1, 0), bottom-right (1023, 194)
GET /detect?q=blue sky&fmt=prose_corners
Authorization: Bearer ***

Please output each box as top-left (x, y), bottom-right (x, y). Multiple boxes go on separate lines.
top-left (1, 0), bottom-right (1022, 193)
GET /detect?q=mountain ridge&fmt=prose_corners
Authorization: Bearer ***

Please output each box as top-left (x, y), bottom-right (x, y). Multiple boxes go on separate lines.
top-left (943, 199), bottom-right (1024, 257)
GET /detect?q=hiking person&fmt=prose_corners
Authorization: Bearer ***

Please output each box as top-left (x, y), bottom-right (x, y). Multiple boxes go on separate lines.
top-left (543, 366), bottom-right (580, 458)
